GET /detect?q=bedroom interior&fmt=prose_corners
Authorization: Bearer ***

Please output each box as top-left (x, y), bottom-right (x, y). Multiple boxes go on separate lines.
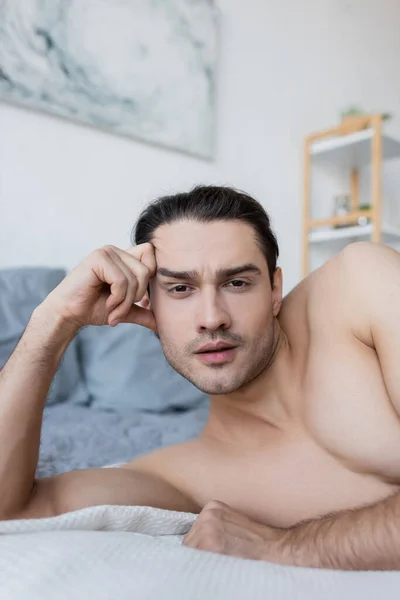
top-left (1, 0), bottom-right (400, 598)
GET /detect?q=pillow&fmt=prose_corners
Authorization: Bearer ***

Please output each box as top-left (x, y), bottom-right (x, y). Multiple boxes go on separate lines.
top-left (0, 267), bottom-right (90, 406)
top-left (78, 323), bottom-right (208, 413)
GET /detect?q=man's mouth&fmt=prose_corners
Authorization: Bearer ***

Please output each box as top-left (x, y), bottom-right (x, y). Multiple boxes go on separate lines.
top-left (195, 343), bottom-right (237, 364)
top-left (196, 342), bottom-right (236, 354)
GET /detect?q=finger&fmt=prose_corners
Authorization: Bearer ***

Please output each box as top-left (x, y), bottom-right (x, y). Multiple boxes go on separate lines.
top-left (109, 246), bottom-right (152, 300)
top-left (102, 247), bottom-right (156, 330)
top-left (203, 500), bottom-right (232, 512)
top-left (92, 249), bottom-right (129, 312)
top-left (182, 513), bottom-right (202, 547)
top-left (183, 534), bottom-right (197, 548)
top-left (201, 500), bottom-right (252, 527)
top-left (183, 525), bottom-right (224, 553)
top-left (101, 248), bottom-right (138, 321)
top-left (124, 243), bottom-right (157, 277)
top-left (120, 303), bottom-right (157, 331)
top-left (206, 504), bottom-right (259, 529)
top-left (183, 512), bottom-right (217, 547)
top-left (215, 508), bottom-right (270, 542)
top-left (183, 520), bottom-right (197, 543)
top-left (183, 526), bottom-right (199, 548)
top-left (104, 249), bottom-right (138, 318)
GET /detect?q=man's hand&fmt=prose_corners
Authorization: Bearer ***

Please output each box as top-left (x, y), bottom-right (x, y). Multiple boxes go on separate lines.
top-left (184, 492), bottom-right (400, 570)
top-left (42, 243), bottom-right (157, 332)
top-left (183, 500), bottom-right (287, 562)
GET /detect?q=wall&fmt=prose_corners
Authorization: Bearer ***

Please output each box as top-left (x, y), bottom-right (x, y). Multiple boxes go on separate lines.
top-left (1, 0), bottom-right (400, 292)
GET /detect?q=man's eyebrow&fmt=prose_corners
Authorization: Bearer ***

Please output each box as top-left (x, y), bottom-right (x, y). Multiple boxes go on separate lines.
top-left (157, 267), bottom-right (198, 280)
top-left (156, 263), bottom-right (262, 280)
top-left (218, 264), bottom-right (262, 278)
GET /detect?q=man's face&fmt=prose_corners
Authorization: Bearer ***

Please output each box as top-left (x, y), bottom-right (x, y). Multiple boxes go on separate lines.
top-left (149, 220), bottom-right (282, 395)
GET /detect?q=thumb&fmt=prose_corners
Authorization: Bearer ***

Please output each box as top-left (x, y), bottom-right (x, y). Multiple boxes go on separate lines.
top-left (116, 303), bottom-right (157, 332)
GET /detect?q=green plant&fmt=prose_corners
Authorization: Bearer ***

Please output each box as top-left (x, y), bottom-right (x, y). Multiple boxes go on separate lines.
top-left (341, 106), bottom-right (392, 121)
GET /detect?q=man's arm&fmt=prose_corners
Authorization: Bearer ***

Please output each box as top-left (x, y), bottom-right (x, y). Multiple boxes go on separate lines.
top-left (272, 243), bottom-right (400, 570)
top-left (184, 494), bottom-right (400, 570)
top-left (20, 463), bottom-right (198, 520)
top-left (0, 304), bottom-right (196, 520)
top-left (270, 490), bottom-right (400, 569)
top-left (0, 244), bottom-right (197, 520)
top-left (0, 305), bottom-right (77, 518)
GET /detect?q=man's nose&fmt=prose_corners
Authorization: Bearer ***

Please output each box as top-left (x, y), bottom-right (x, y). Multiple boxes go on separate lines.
top-left (195, 289), bottom-right (231, 332)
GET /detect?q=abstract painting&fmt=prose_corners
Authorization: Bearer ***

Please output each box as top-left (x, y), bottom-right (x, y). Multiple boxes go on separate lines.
top-left (0, 0), bottom-right (218, 158)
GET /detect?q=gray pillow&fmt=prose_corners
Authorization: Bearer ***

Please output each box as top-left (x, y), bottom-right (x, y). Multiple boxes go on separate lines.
top-left (78, 323), bottom-right (208, 413)
top-left (0, 267), bottom-right (89, 406)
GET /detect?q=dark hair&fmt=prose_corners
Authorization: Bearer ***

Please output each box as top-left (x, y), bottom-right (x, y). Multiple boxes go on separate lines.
top-left (132, 185), bottom-right (279, 284)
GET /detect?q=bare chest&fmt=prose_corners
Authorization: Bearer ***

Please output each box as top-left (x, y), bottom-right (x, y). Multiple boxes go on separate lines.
top-left (304, 334), bottom-right (400, 481)
top-left (178, 437), bottom-right (396, 528)
top-left (173, 342), bottom-right (400, 528)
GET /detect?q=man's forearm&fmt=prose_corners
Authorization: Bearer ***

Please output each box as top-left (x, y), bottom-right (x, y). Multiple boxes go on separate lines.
top-left (0, 304), bottom-right (78, 518)
top-left (274, 491), bottom-right (400, 570)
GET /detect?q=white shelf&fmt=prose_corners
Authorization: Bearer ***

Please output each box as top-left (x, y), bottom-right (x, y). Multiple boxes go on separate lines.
top-left (310, 129), bottom-right (400, 168)
top-left (309, 224), bottom-right (400, 244)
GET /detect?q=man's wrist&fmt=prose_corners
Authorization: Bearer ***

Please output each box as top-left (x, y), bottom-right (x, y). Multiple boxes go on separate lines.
top-left (260, 524), bottom-right (321, 568)
top-left (30, 302), bottom-right (81, 350)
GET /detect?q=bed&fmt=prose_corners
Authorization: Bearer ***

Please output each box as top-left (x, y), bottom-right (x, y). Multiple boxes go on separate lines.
top-left (38, 401), bottom-right (209, 476)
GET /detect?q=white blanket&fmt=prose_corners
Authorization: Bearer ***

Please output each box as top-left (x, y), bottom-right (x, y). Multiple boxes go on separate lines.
top-left (0, 504), bottom-right (399, 600)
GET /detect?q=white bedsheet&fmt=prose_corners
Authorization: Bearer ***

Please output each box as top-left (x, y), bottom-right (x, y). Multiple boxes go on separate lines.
top-left (0, 504), bottom-right (399, 599)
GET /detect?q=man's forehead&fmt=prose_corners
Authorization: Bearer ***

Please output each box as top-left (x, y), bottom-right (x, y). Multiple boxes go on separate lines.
top-left (152, 219), bottom-right (259, 254)
top-left (152, 221), bottom-right (265, 276)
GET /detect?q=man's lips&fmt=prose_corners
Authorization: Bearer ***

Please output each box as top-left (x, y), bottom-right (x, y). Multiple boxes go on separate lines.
top-left (195, 342), bottom-right (237, 364)
top-left (195, 342), bottom-right (236, 353)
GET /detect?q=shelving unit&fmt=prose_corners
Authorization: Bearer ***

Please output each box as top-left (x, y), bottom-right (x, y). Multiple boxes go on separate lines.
top-left (310, 129), bottom-right (400, 167)
top-left (309, 224), bottom-right (400, 244)
top-left (302, 115), bottom-right (400, 276)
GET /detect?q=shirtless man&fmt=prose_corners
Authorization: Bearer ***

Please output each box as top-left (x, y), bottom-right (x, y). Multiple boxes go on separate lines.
top-left (1, 185), bottom-right (400, 571)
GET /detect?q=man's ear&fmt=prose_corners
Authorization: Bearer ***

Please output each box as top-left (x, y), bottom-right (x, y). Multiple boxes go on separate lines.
top-left (271, 267), bottom-right (283, 317)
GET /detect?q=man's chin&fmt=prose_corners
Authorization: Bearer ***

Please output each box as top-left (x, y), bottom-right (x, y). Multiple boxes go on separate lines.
top-left (162, 350), bottom-right (246, 394)
top-left (189, 376), bottom-right (244, 396)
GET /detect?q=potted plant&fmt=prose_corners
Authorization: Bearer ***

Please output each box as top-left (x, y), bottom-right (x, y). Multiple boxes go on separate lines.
top-left (340, 107), bottom-right (392, 134)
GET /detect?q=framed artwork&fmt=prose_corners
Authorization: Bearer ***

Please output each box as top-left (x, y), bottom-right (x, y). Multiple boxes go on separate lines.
top-left (0, 0), bottom-right (218, 158)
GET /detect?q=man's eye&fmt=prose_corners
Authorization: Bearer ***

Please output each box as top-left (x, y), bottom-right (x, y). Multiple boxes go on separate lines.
top-left (227, 280), bottom-right (248, 288)
top-left (169, 285), bottom-right (191, 293)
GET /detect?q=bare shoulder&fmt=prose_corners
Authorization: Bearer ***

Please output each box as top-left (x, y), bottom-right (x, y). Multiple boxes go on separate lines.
top-left (123, 440), bottom-right (201, 494)
top-left (301, 242), bottom-right (394, 303)
top-left (294, 242), bottom-right (400, 340)
top-left (18, 443), bottom-right (201, 520)
top-left (281, 243), bottom-right (374, 338)
top-left (124, 441), bottom-right (195, 471)
top-left (280, 246), bottom-right (348, 330)
top-left (313, 242), bottom-right (398, 284)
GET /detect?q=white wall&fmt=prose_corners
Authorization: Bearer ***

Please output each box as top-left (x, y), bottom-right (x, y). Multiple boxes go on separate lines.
top-left (1, 0), bottom-right (400, 292)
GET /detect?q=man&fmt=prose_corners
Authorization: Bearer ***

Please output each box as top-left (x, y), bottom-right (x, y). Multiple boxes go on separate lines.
top-left (1, 185), bottom-right (400, 570)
